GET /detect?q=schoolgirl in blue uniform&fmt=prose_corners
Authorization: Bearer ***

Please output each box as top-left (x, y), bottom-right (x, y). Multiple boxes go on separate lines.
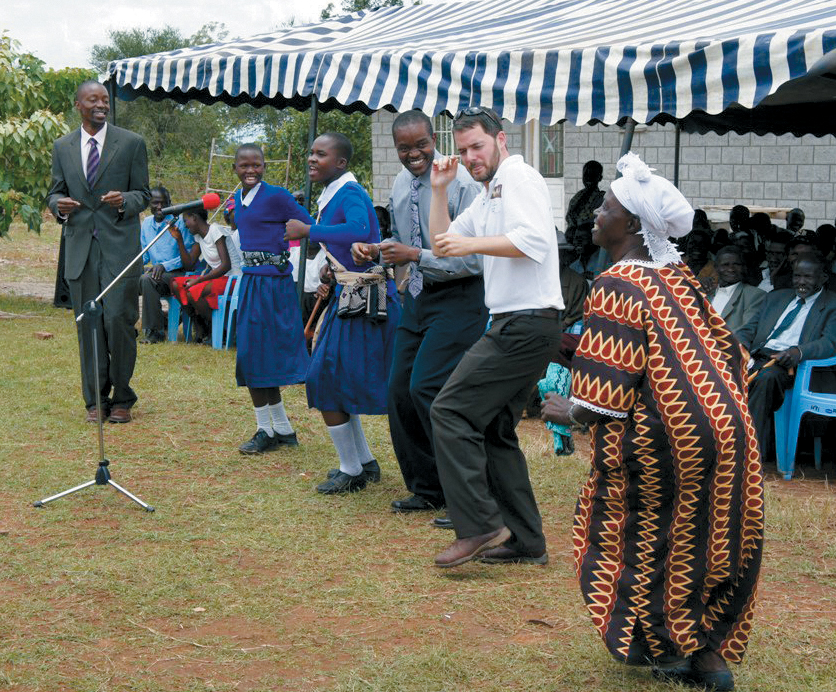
top-left (285, 133), bottom-right (400, 494)
top-left (233, 144), bottom-right (314, 455)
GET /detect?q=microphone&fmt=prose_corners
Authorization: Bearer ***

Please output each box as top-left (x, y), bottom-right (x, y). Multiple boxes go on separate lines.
top-left (160, 193), bottom-right (222, 216)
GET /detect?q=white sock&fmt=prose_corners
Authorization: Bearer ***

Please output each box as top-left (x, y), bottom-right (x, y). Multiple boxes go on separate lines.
top-left (349, 414), bottom-right (375, 464)
top-left (268, 401), bottom-right (294, 435)
top-left (327, 422), bottom-right (363, 476)
top-left (254, 405), bottom-right (274, 436)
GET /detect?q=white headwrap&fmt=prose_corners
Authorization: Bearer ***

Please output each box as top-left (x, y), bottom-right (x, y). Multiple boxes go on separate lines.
top-left (609, 152), bottom-right (694, 264)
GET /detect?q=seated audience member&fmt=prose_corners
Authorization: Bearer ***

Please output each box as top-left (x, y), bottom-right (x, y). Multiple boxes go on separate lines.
top-left (787, 231), bottom-right (820, 267)
top-left (684, 228), bottom-right (717, 292)
top-left (169, 208), bottom-right (243, 343)
top-left (731, 229), bottom-right (764, 286)
top-left (759, 230), bottom-right (794, 292)
top-left (729, 204), bottom-right (750, 238)
top-left (570, 221), bottom-right (609, 283)
top-left (750, 212), bottom-right (772, 250)
top-left (565, 160), bottom-right (605, 241)
top-left (786, 207), bottom-right (805, 234)
top-left (707, 245), bottom-right (766, 335)
top-left (816, 224), bottom-right (836, 272)
top-left (738, 254), bottom-right (836, 464)
top-left (374, 205), bottom-right (392, 241)
top-left (692, 208), bottom-right (712, 232)
top-left (139, 186), bottom-right (194, 344)
top-left (711, 226), bottom-right (731, 256)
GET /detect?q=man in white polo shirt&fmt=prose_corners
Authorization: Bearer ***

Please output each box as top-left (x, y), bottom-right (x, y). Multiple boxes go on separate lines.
top-left (428, 107), bottom-right (563, 568)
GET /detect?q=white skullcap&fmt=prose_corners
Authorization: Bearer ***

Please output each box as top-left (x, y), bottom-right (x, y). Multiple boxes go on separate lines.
top-left (610, 152), bottom-right (694, 264)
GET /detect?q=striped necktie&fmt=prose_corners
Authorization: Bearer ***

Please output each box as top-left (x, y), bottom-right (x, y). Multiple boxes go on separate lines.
top-left (767, 297), bottom-right (806, 342)
top-left (86, 138), bottom-right (99, 188)
top-left (407, 177), bottom-right (423, 298)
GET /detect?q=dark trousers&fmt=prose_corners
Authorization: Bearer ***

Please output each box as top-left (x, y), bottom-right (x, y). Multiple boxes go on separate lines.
top-left (430, 312), bottom-right (562, 554)
top-left (748, 351), bottom-right (794, 464)
top-left (140, 268), bottom-right (184, 333)
top-left (388, 276), bottom-right (488, 505)
top-left (68, 238), bottom-right (139, 410)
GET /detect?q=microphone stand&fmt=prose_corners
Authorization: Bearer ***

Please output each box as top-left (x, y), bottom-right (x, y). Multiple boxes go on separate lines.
top-left (31, 219), bottom-right (182, 511)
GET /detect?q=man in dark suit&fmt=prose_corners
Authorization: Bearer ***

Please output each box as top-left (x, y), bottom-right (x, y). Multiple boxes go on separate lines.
top-left (707, 245), bottom-right (766, 336)
top-left (47, 80), bottom-right (150, 423)
top-left (737, 254), bottom-right (836, 463)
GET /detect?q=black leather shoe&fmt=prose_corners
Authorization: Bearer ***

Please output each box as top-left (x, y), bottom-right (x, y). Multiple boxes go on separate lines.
top-left (139, 329), bottom-right (166, 344)
top-left (327, 459), bottom-right (380, 482)
top-left (238, 429), bottom-right (278, 455)
top-left (272, 431), bottom-right (299, 448)
top-left (391, 494), bottom-right (443, 513)
top-left (689, 650), bottom-right (735, 691)
top-left (432, 515), bottom-right (454, 529)
top-left (651, 656), bottom-right (691, 685)
top-left (478, 546), bottom-right (549, 565)
top-left (316, 471), bottom-right (367, 494)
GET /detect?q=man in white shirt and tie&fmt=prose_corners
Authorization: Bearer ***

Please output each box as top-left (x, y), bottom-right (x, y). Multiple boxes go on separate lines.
top-left (738, 254), bottom-right (836, 463)
top-left (47, 80), bottom-right (150, 424)
top-left (707, 245), bottom-right (765, 335)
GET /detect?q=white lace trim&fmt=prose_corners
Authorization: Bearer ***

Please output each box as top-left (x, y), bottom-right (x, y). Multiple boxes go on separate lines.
top-left (571, 396), bottom-right (628, 419)
top-left (640, 228), bottom-right (682, 265)
top-left (612, 258), bottom-right (667, 269)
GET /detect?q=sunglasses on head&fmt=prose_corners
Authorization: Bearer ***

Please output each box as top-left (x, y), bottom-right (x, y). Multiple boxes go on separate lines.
top-left (454, 106), bottom-right (502, 128)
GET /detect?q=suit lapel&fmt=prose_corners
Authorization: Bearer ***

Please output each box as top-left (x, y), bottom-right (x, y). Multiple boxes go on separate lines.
top-left (95, 126), bottom-right (120, 187)
top-left (800, 292), bottom-right (828, 343)
top-left (64, 130), bottom-right (87, 192)
top-left (721, 284), bottom-right (743, 319)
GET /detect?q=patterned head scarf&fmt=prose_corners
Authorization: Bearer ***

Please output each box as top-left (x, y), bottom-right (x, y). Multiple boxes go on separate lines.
top-left (609, 152), bottom-right (694, 264)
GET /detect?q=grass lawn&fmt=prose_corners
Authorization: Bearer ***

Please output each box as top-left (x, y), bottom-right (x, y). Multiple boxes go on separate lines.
top-left (1, 221), bottom-right (835, 691)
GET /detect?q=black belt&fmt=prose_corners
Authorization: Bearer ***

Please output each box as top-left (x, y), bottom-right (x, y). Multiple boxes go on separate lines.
top-left (422, 274), bottom-right (483, 293)
top-left (491, 308), bottom-right (560, 321)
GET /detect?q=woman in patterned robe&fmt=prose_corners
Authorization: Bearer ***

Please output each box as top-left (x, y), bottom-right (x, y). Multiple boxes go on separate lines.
top-left (543, 154), bottom-right (764, 691)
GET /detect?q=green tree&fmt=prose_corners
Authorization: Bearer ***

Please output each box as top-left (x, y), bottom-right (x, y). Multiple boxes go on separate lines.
top-left (320, 0), bottom-right (417, 21)
top-left (90, 24), bottom-right (232, 198)
top-left (0, 33), bottom-right (96, 236)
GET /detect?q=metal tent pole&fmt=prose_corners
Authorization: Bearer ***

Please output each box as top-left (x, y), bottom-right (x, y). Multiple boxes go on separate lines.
top-left (674, 122), bottom-right (682, 188)
top-left (297, 97), bottom-right (320, 307)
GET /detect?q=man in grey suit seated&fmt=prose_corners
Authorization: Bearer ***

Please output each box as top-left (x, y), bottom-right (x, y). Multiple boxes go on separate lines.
top-left (707, 245), bottom-right (766, 336)
top-left (737, 254), bottom-right (836, 463)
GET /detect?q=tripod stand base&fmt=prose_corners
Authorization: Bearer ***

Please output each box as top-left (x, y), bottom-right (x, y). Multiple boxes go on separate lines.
top-left (33, 460), bottom-right (155, 512)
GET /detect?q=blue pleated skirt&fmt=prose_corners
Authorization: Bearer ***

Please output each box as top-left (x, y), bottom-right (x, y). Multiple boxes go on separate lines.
top-left (306, 281), bottom-right (401, 414)
top-left (235, 272), bottom-right (310, 388)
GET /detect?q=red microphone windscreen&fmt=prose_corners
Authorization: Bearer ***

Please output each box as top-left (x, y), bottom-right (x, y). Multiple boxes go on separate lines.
top-left (202, 193), bottom-right (222, 210)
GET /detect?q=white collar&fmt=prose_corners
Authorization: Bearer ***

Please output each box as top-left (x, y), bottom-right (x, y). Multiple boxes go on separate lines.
top-left (317, 172), bottom-right (357, 215)
top-left (241, 182), bottom-right (262, 207)
top-left (81, 123), bottom-right (107, 148)
top-left (716, 282), bottom-right (740, 295)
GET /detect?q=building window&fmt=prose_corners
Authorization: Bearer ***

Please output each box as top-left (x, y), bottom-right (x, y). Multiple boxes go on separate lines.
top-left (434, 114), bottom-right (456, 156)
top-left (539, 123), bottom-right (564, 178)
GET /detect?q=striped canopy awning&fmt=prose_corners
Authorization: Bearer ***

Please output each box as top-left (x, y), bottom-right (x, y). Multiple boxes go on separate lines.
top-left (108, 0), bottom-right (836, 136)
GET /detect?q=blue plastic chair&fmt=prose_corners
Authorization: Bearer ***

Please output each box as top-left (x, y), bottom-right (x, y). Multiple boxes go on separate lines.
top-left (165, 296), bottom-right (192, 343)
top-left (224, 278), bottom-right (243, 349)
top-left (211, 275), bottom-right (239, 349)
top-left (773, 355), bottom-right (836, 479)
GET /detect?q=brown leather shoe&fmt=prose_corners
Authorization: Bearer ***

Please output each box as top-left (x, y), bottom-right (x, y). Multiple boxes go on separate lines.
top-left (85, 407), bottom-right (107, 423)
top-left (108, 407), bottom-right (132, 424)
top-left (434, 526), bottom-right (511, 568)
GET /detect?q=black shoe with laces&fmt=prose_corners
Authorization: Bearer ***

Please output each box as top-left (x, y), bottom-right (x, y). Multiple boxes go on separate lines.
top-left (326, 459), bottom-right (379, 482)
top-left (238, 429), bottom-right (278, 455)
top-left (316, 470), bottom-right (367, 494)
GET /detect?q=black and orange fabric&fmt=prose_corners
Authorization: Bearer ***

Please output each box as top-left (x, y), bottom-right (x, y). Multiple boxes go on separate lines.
top-left (571, 260), bottom-right (764, 665)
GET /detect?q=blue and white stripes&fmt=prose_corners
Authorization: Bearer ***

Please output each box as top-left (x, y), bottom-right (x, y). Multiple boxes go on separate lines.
top-left (107, 0), bottom-right (836, 126)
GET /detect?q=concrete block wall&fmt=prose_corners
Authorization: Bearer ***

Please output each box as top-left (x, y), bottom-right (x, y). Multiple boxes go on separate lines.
top-left (562, 123), bottom-right (836, 230)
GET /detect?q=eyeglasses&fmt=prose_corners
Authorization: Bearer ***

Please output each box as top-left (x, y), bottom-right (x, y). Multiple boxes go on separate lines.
top-left (454, 106), bottom-right (502, 129)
